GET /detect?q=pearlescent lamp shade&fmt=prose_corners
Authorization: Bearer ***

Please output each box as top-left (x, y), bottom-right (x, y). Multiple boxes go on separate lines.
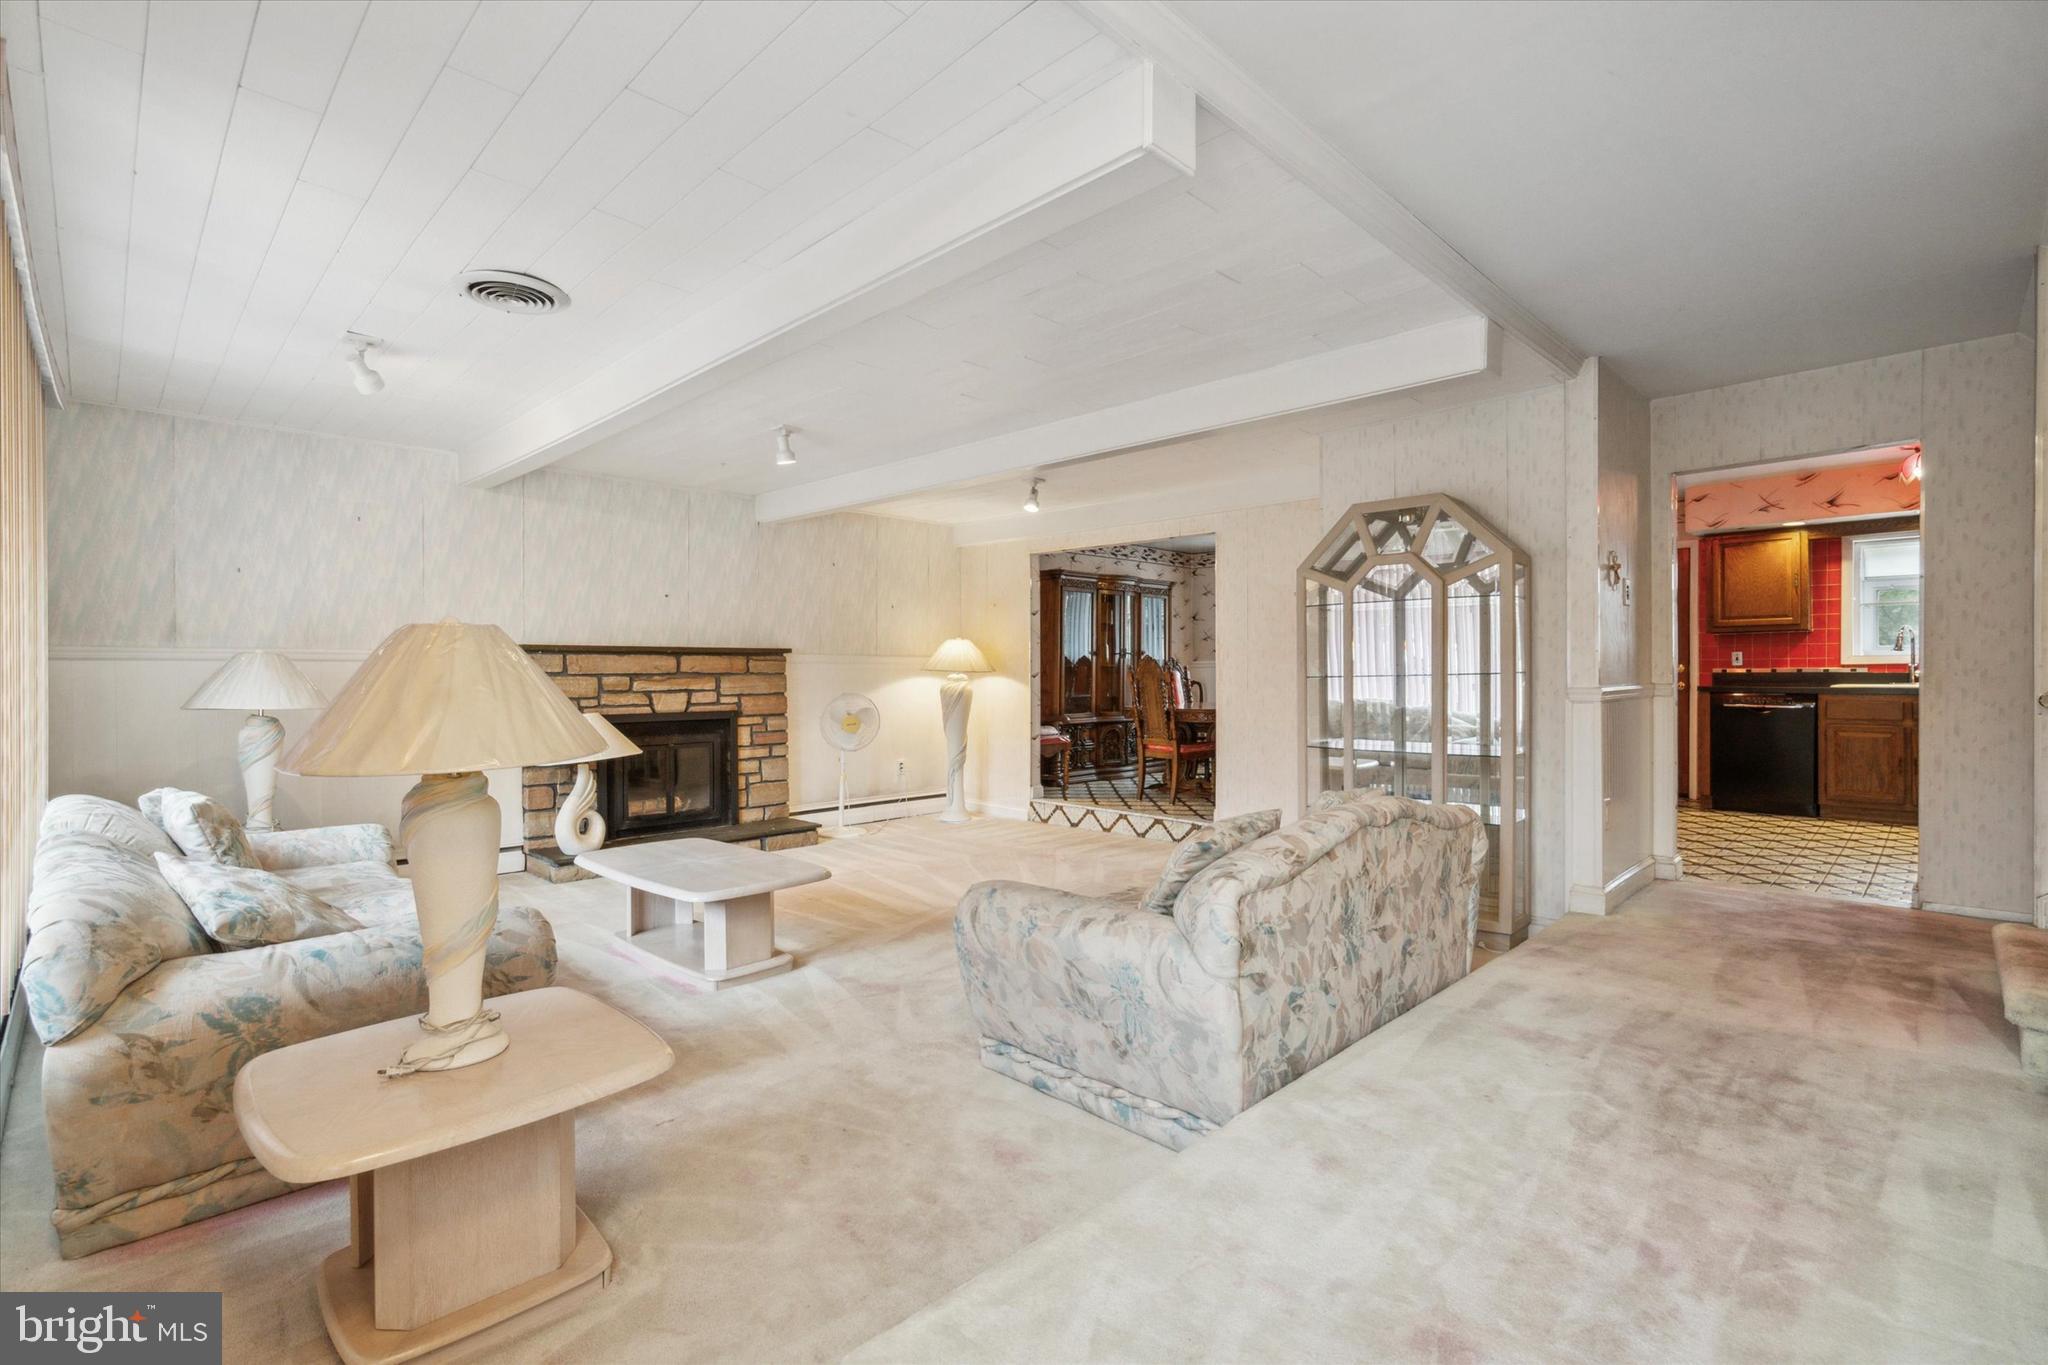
top-left (582, 713), bottom-right (643, 762)
top-left (924, 638), bottom-right (992, 674)
top-left (281, 621), bottom-right (605, 777)
top-left (183, 651), bottom-right (328, 712)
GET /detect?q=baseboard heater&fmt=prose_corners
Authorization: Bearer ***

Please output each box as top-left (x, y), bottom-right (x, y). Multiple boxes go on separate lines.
top-left (793, 791), bottom-right (946, 818)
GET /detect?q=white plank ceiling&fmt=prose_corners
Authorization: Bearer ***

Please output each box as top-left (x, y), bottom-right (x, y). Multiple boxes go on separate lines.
top-left (560, 112), bottom-right (1465, 493)
top-left (1, 0), bottom-right (1474, 507)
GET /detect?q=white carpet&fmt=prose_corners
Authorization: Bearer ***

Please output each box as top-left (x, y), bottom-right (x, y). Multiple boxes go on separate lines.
top-left (2, 817), bottom-right (1173, 1363)
top-left (858, 879), bottom-right (2048, 1363)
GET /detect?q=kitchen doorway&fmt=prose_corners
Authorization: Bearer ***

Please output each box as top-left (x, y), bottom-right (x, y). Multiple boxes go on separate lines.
top-left (1675, 443), bottom-right (1923, 906)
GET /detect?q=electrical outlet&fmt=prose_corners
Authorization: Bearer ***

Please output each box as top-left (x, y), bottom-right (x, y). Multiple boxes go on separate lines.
top-left (895, 759), bottom-right (906, 778)
top-left (1731, 650), bottom-right (1744, 666)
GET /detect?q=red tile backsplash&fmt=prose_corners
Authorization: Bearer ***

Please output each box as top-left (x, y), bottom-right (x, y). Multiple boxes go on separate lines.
top-left (1697, 535), bottom-right (1911, 675)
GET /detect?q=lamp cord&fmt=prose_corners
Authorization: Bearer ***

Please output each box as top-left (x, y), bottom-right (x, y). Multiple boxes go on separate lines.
top-left (378, 1006), bottom-right (503, 1079)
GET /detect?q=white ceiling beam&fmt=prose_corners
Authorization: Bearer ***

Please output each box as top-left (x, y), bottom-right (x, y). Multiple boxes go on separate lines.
top-left (941, 465), bottom-right (1322, 547)
top-left (458, 60), bottom-right (1198, 488)
top-left (754, 314), bottom-right (1501, 523)
top-left (1075, 0), bottom-right (1586, 381)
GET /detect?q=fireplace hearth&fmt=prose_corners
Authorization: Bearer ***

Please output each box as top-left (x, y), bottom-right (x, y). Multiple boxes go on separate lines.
top-left (600, 714), bottom-right (737, 839)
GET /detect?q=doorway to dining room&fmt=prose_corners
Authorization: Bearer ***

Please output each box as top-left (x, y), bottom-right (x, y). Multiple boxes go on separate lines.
top-left (1030, 535), bottom-right (1217, 835)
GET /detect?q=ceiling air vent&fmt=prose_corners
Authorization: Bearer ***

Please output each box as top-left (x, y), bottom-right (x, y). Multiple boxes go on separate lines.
top-left (456, 269), bottom-right (570, 314)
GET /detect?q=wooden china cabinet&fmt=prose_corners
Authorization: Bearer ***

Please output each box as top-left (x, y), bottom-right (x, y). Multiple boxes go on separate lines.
top-left (1039, 569), bottom-right (1172, 777)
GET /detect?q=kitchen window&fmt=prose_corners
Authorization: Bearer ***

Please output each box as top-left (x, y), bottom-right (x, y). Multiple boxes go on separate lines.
top-left (1842, 531), bottom-right (1921, 664)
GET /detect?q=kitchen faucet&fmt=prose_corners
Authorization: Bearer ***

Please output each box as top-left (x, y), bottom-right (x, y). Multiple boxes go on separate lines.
top-left (1894, 626), bottom-right (1920, 682)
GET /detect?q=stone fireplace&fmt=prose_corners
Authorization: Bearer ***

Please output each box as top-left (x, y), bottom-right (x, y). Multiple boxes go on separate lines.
top-left (520, 645), bottom-right (816, 880)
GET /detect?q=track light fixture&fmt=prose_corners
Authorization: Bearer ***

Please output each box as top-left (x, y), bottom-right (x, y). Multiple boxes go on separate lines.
top-left (1023, 477), bottom-right (1041, 514)
top-left (344, 333), bottom-right (385, 395)
top-left (775, 426), bottom-right (797, 466)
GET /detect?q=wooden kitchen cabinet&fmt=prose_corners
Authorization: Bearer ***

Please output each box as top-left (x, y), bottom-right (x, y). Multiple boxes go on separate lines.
top-left (1704, 528), bottom-right (1811, 632)
top-left (1819, 693), bottom-right (1917, 824)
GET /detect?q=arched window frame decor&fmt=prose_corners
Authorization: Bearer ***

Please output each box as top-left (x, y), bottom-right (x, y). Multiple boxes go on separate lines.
top-left (1299, 495), bottom-right (1533, 947)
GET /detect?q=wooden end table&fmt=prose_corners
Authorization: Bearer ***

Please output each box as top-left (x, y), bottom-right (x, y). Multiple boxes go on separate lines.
top-left (575, 838), bottom-right (830, 990)
top-left (234, 987), bottom-right (672, 1365)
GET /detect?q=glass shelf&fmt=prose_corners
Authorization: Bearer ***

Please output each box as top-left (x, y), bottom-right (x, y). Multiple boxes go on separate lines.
top-left (1301, 495), bottom-right (1532, 946)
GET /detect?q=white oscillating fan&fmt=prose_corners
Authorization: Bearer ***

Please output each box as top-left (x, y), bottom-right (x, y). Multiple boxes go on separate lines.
top-left (818, 692), bottom-right (881, 839)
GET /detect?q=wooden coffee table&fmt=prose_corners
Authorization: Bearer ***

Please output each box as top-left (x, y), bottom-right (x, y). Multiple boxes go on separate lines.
top-left (575, 838), bottom-right (830, 990)
top-left (234, 987), bottom-right (672, 1365)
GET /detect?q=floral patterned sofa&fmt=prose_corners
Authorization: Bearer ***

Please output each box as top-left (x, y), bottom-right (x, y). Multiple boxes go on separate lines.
top-left (20, 794), bottom-right (557, 1258)
top-left (955, 792), bottom-right (1485, 1149)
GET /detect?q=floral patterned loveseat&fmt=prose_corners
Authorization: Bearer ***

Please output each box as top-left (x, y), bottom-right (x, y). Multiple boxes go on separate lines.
top-left (955, 792), bottom-right (1485, 1149)
top-left (20, 794), bottom-right (557, 1258)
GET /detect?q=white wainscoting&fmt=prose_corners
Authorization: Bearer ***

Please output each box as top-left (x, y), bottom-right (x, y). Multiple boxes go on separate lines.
top-left (785, 654), bottom-right (951, 813)
top-left (49, 650), bottom-right (958, 858)
top-left (47, 648), bottom-right (505, 849)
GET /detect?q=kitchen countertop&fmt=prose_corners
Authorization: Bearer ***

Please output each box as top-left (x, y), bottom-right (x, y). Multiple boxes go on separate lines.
top-left (1700, 670), bottom-right (1917, 695)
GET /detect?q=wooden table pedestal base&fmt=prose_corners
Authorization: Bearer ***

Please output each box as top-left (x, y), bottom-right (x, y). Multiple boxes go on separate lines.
top-left (317, 1208), bottom-right (610, 1365)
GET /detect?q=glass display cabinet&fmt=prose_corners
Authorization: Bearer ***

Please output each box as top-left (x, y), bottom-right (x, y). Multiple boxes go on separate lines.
top-left (1300, 495), bottom-right (1532, 947)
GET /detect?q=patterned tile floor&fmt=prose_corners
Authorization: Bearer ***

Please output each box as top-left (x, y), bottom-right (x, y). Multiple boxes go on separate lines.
top-left (1039, 771), bottom-right (1216, 823)
top-left (1677, 803), bottom-right (1919, 906)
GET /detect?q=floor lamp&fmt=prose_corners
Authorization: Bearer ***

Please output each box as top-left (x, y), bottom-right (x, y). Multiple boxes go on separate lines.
top-left (283, 621), bottom-right (605, 1076)
top-left (925, 638), bottom-right (992, 824)
top-left (183, 651), bottom-right (328, 831)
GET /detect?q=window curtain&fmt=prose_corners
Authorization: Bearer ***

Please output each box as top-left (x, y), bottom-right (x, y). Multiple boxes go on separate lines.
top-left (1, 226), bottom-right (47, 1011)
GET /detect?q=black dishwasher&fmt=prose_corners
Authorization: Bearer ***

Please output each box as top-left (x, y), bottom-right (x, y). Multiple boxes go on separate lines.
top-left (1711, 691), bottom-right (1818, 816)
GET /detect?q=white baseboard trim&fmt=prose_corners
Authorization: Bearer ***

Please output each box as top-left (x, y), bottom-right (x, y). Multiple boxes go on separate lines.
top-left (1919, 900), bottom-right (2034, 924)
top-left (969, 800), bottom-right (1031, 821)
top-left (1654, 854), bottom-right (1685, 881)
top-left (1567, 858), bottom-right (1658, 916)
top-left (1605, 857), bottom-right (1657, 909)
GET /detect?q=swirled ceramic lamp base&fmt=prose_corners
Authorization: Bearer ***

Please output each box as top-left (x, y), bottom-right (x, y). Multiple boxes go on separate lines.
top-left (553, 763), bottom-right (606, 856)
top-left (939, 673), bottom-right (973, 824)
top-left (393, 772), bottom-right (508, 1075)
top-left (239, 712), bottom-right (286, 832)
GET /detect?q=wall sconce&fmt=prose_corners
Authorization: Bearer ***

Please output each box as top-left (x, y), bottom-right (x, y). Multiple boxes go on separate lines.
top-left (1602, 551), bottom-right (1631, 605)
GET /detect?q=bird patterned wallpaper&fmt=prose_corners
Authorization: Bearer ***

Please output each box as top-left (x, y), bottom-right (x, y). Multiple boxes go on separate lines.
top-left (1679, 447), bottom-right (1921, 534)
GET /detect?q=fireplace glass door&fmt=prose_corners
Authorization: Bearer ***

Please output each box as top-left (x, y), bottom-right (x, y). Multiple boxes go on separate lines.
top-left (603, 718), bottom-right (737, 838)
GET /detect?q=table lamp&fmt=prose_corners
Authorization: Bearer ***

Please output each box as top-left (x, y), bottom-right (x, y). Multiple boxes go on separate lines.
top-left (282, 621), bottom-right (604, 1076)
top-left (553, 713), bottom-right (642, 856)
top-left (925, 638), bottom-right (992, 824)
top-left (182, 650), bottom-right (329, 831)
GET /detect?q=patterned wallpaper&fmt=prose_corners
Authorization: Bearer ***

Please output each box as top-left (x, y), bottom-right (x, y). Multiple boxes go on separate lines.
top-left (1035, 544), bottom-right (1215, 663)
top-left (1652, 333), bottom-right (2036, 918)
top-left (44, 405), bottom-right (960, 657)
top-left (1320, 384), bottom-right (1570, 923)
top-left (1680, 449), bottom-right (1921, 534)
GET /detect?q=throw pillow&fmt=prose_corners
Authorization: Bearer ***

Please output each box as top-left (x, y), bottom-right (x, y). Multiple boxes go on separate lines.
top-left (154, 853), bottom-right (363, 949)
top-left (152, 788), bottom-right (260, 868)
top-left (39, 794), bottom-right (180, 859)
top-left (1142, 808), bottom-right (1282, 913)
